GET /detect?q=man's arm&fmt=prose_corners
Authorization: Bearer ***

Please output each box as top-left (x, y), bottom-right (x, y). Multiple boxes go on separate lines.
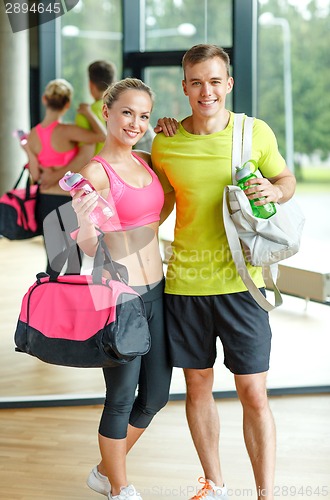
top-left (244, 166), bottom-right (296, 205)
top-left (154, 117), bottom-right (179, 137)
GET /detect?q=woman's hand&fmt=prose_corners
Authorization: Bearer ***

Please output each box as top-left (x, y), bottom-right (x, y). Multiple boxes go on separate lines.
top-left (77, 103), bottom-right (93, 117)
top-left (71, 190), bottom-right (98, 225)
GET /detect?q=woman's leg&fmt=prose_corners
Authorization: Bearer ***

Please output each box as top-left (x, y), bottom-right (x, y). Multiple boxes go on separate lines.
top-left (129, 284), bottom-right (173, 430)
top-left (99, 357), bottom-right (141, 495)
top-left (97, 282), bottom-right (172, 493)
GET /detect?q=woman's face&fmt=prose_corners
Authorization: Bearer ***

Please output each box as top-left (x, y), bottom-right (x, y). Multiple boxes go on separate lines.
top-left (103, 89), bottom-right (152, 147)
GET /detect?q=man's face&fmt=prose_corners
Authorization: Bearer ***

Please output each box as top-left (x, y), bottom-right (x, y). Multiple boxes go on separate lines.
top-left (182, 57), bottom-right (234, 118)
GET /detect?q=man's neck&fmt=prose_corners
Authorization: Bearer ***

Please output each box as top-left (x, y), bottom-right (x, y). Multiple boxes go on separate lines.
top-left (183, 109), bottom-right (231, 135)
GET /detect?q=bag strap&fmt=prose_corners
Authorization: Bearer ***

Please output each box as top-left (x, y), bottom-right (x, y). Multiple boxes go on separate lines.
top-left (223, 186), bottom-right (282, 312)
top-left (231, 114), bottom-right (255, 184)
top-left (226, 113), bottom-right (283, 311)
top-left (48, 216), bottom-right (127, 285)
top-left (93, 232), bottom-right (128, 285)
top-left (231, 113), bottom-right (244, 181)
top-left (10, 164), bottom-right (35, 200)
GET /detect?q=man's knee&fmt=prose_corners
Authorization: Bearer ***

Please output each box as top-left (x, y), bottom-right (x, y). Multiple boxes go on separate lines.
top-left (235, 373), bottom-right (270, 412)
top-left (184, 368), bottom-right (214, 399)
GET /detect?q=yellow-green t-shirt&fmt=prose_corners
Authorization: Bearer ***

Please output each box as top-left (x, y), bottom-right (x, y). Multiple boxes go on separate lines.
top-left (75, 99), bottom-right (104, 155)
top-left (151, 112), bottom-right (286, 296)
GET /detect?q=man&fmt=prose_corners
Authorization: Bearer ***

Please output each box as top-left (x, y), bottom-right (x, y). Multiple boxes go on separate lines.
top-left (152, 44), bottom-right (296, 500)
top-left (75, 60), bottom-right (155, 158)
top-left (75, 60), bottom-right (117, 159)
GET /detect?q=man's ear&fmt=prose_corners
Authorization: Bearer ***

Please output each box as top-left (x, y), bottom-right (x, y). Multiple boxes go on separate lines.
top-left (182, 80), bottom-right (188, 96)
top-left (226, 76), bottom-right (234, 95)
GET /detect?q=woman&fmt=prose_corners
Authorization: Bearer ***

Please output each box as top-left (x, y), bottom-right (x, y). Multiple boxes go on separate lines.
top-left (26, 78), bottom-right (106, 276)
top-left (71, 78), bottom-right (172, 500)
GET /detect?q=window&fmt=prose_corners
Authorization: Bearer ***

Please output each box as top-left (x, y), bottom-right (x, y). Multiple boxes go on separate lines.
top-left (257, 0), bottom-right (330, 242)
top-left (59, 0), bottom-right (122, 122)
top-left (144, 0), bottom-right (232, 52)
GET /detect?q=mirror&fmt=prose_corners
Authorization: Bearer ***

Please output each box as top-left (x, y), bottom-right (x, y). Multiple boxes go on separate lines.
top-left (1, 199), bottom-right (330, 409)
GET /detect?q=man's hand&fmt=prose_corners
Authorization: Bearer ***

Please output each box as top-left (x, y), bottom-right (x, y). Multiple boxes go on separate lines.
top-left (154, 117), bottom-right (179, 137)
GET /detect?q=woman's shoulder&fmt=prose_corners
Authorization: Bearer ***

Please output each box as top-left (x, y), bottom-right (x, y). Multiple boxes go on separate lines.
top-left (132, 150), bottom-right (152, 167)
top-left (80, 159), bottom-right (109, 191)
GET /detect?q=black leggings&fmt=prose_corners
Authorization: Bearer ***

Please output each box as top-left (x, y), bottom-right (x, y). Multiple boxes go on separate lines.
top-left (99, 279), bottom-right (172, 439)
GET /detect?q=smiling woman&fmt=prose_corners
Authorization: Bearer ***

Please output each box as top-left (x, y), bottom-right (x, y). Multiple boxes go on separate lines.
top-left (65, 77), bottom-right (173, 499)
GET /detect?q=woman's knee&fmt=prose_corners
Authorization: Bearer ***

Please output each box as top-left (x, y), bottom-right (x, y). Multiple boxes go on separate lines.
top-left (136, 384), bottom-right (170, 416)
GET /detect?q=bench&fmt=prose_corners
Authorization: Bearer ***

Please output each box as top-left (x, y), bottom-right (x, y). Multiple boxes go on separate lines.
top-left (264, 264), bottom-right (330, 305)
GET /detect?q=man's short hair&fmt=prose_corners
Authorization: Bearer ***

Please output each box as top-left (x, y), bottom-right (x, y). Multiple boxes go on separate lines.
top-left (88, 60), bottom-right (117, 91)
top-left (182, 44), bottom-right (231, 79)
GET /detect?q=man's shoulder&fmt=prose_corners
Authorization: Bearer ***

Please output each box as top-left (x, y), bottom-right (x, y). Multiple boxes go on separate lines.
top-left (251, 116), bottom-right (277, 142)
top-left (91, 99), bottom-right (103, 119)
top-left (75, 112), bottom-right (90, 130)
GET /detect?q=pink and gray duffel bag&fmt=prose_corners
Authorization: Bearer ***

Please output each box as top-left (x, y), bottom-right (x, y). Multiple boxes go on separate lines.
top-left (0, 164), bottom-right (41, 240)
top-left (14, 239), bottom-right (151, 368)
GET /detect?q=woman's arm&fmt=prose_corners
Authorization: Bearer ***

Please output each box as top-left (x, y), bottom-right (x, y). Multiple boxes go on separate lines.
top-left (71, 162), bottom-right (109, 257)
top-left (25, 132), bottom-right (41, 182)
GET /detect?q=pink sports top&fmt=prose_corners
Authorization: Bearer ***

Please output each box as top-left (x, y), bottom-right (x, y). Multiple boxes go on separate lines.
top-left (93, 154), bottom-right (164, 231)
top-left (35, 121), bottom-right (78, 167)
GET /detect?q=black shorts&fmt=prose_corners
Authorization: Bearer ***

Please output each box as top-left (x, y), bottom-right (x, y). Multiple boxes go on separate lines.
top-left (164, 290), bottom-right (272, 375)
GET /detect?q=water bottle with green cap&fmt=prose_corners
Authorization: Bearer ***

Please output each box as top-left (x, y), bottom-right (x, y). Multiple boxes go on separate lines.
top-left (235, 160), bottom-right (277, 219)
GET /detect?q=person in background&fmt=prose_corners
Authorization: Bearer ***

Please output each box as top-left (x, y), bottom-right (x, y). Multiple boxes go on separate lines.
top-left (36, 61), bottom-right (116, 192)
top-left (75, 60), bottom-right (118, 158)
top-left (71, 77), bottom-right (172, 500)
top-left (40, 61), bottom-right (156, 193)
top-left (25, 78), bottom-right (106, 276)
top-left (74, 60), bottom-right (156, 165)
top-left (152, 44), bottom-right (296, 500)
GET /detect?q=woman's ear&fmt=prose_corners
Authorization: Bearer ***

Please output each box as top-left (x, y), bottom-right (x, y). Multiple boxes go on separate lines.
top-left (102, 103), bottom-right (109, 121)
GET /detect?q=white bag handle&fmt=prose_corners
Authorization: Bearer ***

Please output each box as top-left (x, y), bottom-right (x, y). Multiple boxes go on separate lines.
top-left (225, 113), bottom-right (283, 311)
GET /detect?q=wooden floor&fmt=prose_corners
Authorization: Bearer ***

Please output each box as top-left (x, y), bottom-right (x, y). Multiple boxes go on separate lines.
top-left (0, 395), bottom-right (330, 499)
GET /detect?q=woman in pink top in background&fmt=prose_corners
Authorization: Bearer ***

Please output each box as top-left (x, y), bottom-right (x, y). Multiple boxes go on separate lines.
top-left (25, 78), bottom-right (106, 276)
top-left (71, 78), bottom-right (172, 500)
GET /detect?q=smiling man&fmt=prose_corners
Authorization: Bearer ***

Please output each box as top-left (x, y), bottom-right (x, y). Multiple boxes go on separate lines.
top-left (151, 44), bottom-right (296, 500)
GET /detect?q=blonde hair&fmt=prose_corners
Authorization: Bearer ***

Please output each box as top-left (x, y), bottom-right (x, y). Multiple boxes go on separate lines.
top-left (182, 44), bottom-right (231, 79)
top-left (103, 77), bottom-right (154, 110)
top-left (43, 78), bottom-right (73, 110)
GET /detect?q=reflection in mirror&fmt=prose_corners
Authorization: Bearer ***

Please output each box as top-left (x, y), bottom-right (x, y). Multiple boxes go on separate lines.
top-left (1, 237), bottom-right (105, 403)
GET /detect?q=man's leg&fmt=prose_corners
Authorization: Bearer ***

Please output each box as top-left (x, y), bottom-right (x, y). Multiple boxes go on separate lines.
top-left (184, 367), bottom-right (224, 487)
top-left (235, 372), bottom-right (276, 500)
